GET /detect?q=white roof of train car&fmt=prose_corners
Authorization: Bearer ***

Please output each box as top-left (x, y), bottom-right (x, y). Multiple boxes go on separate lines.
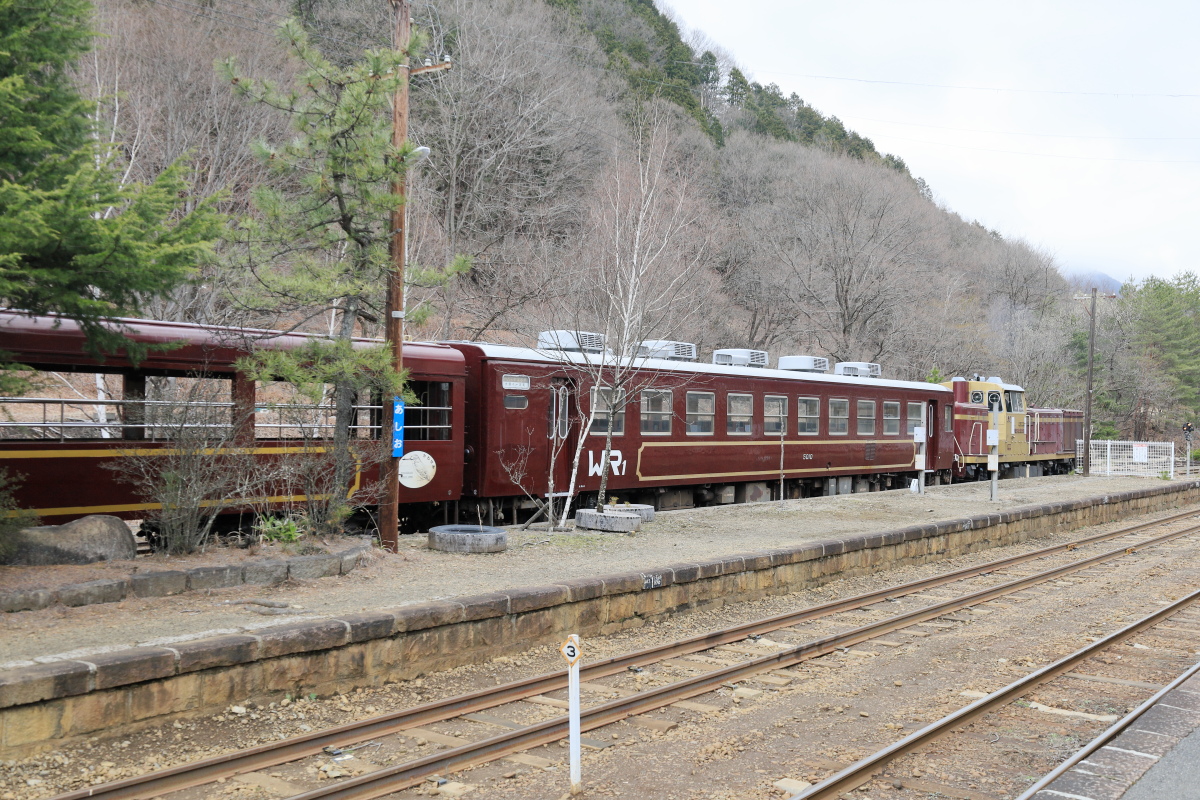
top-left (450, 342), bottom-right (952, 394)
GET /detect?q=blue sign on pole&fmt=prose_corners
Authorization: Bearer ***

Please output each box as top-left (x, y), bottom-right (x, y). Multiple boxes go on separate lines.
top-left (392, 397), bottom-right (405, 457)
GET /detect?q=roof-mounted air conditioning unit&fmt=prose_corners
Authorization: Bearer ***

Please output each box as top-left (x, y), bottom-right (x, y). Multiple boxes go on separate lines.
top-left (778, 355), bottom-right (829, 373)
top-left (834, 361), bottom-right (882, 378)
top-left (713, 348), bottom-right (769, 368)
top-left (537, 330), bottom-right (606, 354)
top-left (636, 340), bottom-right (698, 361)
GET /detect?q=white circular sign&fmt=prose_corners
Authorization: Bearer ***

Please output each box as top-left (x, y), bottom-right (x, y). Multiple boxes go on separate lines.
top-left (398, 450), bottom-right (437, 488)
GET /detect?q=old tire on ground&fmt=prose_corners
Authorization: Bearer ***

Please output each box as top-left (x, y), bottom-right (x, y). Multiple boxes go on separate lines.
top-left (427, 525), bottom-right (507, 553)
top-left (607, 503), bottom-right (655, 522)
top-left (574, 509), bottom-right (641, 532)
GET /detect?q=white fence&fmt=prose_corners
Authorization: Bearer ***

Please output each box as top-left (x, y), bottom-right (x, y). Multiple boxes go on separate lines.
top-left (1076, 440), bottom-right (1174, 479)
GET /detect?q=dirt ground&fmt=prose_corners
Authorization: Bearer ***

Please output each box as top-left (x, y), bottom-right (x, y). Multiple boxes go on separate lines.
top-left (3, 501), bottom-right (1197, 800)
top-left (0, 475), bottom-right (1173, 667)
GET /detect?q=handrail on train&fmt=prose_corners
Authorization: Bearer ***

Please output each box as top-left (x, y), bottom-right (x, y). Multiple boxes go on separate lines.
top-left (0, 397), bottom-right (451, 443)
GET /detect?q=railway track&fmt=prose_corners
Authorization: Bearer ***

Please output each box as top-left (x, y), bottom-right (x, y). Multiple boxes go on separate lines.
top-left (1016, 657), bottom-right (1200, 800)
top-left (792, 588), bottom-right (1200, 800)
top-left (51, 508), bottom-right (1200, 800)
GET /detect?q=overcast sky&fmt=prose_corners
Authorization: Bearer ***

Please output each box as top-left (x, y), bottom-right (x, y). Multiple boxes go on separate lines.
top-left (666, 1), bottom-right (1200, 285)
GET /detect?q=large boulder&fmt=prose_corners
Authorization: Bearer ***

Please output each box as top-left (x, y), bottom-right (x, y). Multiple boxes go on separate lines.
top-left (1, 515), bottom-right (137, 566)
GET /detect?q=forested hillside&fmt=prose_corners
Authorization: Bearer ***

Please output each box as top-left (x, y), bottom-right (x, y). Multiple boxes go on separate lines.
top-left (47, 0), bottom-right (1200, 441)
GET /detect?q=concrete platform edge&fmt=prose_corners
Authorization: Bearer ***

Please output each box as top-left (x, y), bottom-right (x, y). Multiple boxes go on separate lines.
top-left (3, 480), bottom-right (1199, 754)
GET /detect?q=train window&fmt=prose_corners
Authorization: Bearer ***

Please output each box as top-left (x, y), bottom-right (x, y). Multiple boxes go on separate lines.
top-left (883, 401), bottom-right (901, 435)
top-left (945, 404), bottom-right (953, 432)
top-left (504, 395), bottom-right (528, 410)
top-left (906, 402), bottom-right (924, 435)
top-left (797, 397), bottom-right (819, 434)
top-left (406, 382), bottom-right (452, 441)
top-left (589, 387), bottom-right (625, 436)
top-left (764, 395), bottom-right (787, 435)
top-left (727, 393), bottom-right (753, 435)
top-left (641, 390), bottom-right (672, 435)
top-left (685, 392), bottom-right (715, 434)
top-left (829, 399), bottom-right (849, 435)
top-left (1005, 391), bottom-right (1025, 413)
top-left (857, 400), bottom-right (876, 436)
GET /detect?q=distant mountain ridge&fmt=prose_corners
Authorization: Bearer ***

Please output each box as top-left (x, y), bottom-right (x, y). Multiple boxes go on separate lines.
top-left (1068, 271), bottom-right (1124, 295)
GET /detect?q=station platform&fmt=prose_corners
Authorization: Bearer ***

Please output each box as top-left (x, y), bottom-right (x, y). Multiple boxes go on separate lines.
top-left (1030, 664), bottom-right (1200, 799)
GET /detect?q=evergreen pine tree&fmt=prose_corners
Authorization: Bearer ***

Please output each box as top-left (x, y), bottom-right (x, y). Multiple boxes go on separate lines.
top-left (0, 0), bottom-right (222, 373)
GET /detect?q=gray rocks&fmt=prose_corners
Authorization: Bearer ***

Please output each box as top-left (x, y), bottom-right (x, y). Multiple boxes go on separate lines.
top-left (574, 509), bottom-right (641, 532)
top-left (1, 515), bottom-right (136, 566)
top-left (288, 553), bottom-right (341, 579)
top-left (58, 579), bottom-right (127, 607)
top-left (428, 525), bottom-right (507, 553)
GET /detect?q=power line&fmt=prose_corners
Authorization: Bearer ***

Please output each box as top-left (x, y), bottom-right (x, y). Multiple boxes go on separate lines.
top-left (878, 134), bottom-right (1200, 164)
top-left (837, 114), bottom-right (1200, 142)
top-left (750, 69), bottom-right (1200, 99)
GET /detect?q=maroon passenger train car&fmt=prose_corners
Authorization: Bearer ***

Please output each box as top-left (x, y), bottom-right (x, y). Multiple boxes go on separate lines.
top-left (447, 342), bottom-right (955, 520)
top-left (0, 312), bottom-right (464, 525)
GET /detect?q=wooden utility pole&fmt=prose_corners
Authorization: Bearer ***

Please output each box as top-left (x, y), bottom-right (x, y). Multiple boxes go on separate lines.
top-left (1082, 287), bottom-right (1098, 477)
top-left (380, 0), bottom-right (450, 551)
top-left (380, 0), bottom-right (411, 552)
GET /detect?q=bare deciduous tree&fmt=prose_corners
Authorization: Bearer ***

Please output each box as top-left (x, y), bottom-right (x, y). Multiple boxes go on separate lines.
top-left (537, 106), bottom-right (712, 518)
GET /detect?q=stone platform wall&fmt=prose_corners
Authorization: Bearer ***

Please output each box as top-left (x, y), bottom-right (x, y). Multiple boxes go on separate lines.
top-left (4, 481), bottom-right (1200, 755)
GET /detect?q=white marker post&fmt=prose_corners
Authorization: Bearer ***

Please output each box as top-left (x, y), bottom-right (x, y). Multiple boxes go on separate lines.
top-left (560, 634), bottom-right (582, 795)
top-left (913, 426), bottom-right (926, 495)
top-left (987, 417), bottom-right (1000, 502)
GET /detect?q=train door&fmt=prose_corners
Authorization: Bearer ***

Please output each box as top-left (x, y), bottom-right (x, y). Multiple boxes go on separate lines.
top-left (987, 389), bottom-right (1007, 459)
top-left (547, 377), bottom-right (578, 505)
top-left (1005, 390), bottom-right (1029, 456)
top-left (926, 399), bottom-right (937, 469)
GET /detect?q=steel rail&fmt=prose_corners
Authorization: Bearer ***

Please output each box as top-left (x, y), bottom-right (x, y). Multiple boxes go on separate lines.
top-left (1015, 650), bottom-right (1200, 799)
top-left (282, 523), bottom-right (1200, 800)
top-left (791, 586), bottom-right (1200, 800)
top-left (50, 509), bottom-right (1200, 800)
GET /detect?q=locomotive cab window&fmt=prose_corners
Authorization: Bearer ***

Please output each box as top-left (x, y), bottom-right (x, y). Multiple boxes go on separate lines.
top-left (970, 390), bottom-right (984, 405)
top-left (857, 400), bottom-right (876, 436)
top-left (686, 391), bottom-right (715, 434)
top-left (589, 387), bottom-right (625, 435)
top-left (882, 401), bottom-right (901, 435)
top-left (764, 395), bottom-right (787, 435)
top-left (829, 399), bottom-right (849, 435)
top-left (987, 391), bottom-right (1002, 411)
top-left (727, 393), bottom-right (753, 435)
top-left (906, 402), bottom-right (924, 435)
top-left (797, 397), bottom-right (819, 434)
top-left (1005, 391), bottom-right (1024, 413)
top-left (641, 389), bottom-right (672, 434)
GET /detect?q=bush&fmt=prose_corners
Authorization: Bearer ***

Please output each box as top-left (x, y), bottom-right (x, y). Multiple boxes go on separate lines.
top-left (255, 515), bottom-right (303, 543)
top-left (0, 469), bottom-right (37, 561)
